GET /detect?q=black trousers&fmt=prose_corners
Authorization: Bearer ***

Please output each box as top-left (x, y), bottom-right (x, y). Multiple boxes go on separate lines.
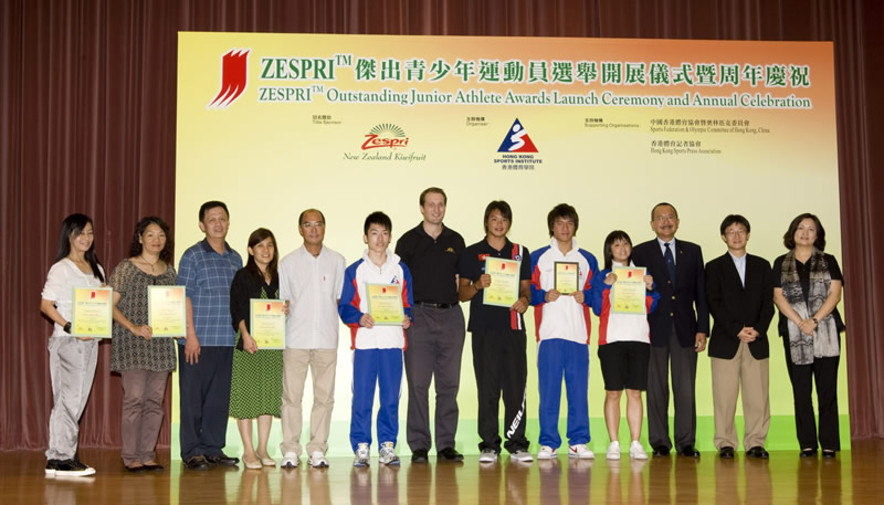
top-left (177, 346), bottom-right (233, 459)
top-left (782, 336), bottom-right (841, 451)
top-left (471, 328), bottom-right (529, 453)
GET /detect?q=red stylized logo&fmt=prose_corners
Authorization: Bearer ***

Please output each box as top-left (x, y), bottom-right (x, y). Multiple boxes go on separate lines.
top-left (208, 49), bottom-right (250, 109)
top-left (362, 123), bottom-right (409, 150)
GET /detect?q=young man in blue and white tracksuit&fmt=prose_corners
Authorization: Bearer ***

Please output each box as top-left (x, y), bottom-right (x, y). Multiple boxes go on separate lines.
top-left (338, 211), bottom-right (413, 467)
top-left (530, 203), bottom-right (600, 460)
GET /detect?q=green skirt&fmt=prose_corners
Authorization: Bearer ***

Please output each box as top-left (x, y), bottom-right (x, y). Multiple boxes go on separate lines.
top-left (229, 340), bottom-right (283, 419)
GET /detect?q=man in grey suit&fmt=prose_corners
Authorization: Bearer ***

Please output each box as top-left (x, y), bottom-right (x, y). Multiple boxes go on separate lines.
top-left (631, 202), bottom-right (709, 458)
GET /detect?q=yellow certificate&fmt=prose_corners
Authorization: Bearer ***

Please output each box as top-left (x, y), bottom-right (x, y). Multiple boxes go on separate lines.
top-left (612, 266), bottom-right (648, 315)
top-left (554, 262), bottom-right (580, 294)
top-left (483, 257), bottom-right (520, 307)
top-left (71, 287), bottom-right (113, 338)
top-left (366, 283), bottom-right (405, 326)
top-left (250, 299), bottom-right (286, 349)
top-left (148, 286), bottom-right (186, 337)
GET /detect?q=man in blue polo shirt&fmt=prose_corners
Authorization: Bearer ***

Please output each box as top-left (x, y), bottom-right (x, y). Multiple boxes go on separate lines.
top-left (177, 201), bottom-right (243, 470)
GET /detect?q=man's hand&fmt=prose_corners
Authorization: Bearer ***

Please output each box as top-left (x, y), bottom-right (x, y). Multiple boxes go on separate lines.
top-left (694, 332), bottom-right (707, 353)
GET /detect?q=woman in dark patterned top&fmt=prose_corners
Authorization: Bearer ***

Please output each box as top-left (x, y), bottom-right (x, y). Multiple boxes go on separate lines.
top-left (109, 216), bottom-right (177, 472)
top-left (772, 213), bottom-right (844, 458)
top-left (229, 228), bottom-right (284, 469)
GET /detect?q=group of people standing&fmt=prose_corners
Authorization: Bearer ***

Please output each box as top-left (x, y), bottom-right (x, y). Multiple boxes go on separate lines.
top-left (38, 190), bottom-right (844, 477)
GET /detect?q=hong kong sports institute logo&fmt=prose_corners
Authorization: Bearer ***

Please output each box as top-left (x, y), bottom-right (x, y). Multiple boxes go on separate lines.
top-left (207, 48), bottom-right (250, 109)
top-left (497, 118), bottom-right (538, 153)
top-left (362, 123), bottom-right (410, 150)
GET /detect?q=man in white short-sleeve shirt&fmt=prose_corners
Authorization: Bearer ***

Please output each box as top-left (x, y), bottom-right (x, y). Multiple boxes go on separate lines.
top-left (278, 209), bottom-right (345, 469)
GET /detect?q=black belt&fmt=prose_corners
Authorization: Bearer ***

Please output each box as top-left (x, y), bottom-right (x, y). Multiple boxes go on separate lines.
top-left (416, 301), bottom-right (455, 309)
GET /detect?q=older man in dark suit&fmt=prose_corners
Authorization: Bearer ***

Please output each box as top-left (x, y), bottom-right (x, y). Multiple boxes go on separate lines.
top-left (705, 214), bottom-right (774, 459)
top-left (632, 202), bottom-right (709, 458)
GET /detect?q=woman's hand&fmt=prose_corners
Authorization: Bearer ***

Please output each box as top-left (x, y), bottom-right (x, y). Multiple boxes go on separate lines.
top-left (242, 333), bottom-right (258, 354)
top-left (131, 324), bottom-right (153, 340)
top-left (798, 318), bottom-right (817, 336)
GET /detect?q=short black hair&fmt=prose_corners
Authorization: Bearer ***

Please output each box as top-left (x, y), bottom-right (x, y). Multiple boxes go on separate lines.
top-left (547, 203), bottom-right (579, 237)
top-left (651, 202), bottom-right (678, 221)
top-left (719, 214), bottom-right (751, 236)
top-left (419, 187), bottom-right (447, 206)
top-left (298, 208), bottom-right (326, 226)
top-left (199, 201), bottom-right (229, 222)
top-left (364, 211), bottom-right (392, 235)
top-left (783, 213), bottom-right (826, 251)
top-left (603, 230), bottom-right (633, 270)
top-left (483, 200), bottom-right (513, 233)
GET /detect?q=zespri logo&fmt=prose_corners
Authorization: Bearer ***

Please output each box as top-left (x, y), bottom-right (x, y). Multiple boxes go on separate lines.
top-left (362, 123), bottom-right (410, 150)
top-left (207, 48), bottom-right (250, 109)
top-left (497, 118), bottom-right (538, 153)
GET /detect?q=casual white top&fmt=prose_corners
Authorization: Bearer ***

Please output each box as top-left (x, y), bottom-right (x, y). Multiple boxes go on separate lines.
top-left (278, 245), bottom-right (346, 349)
top-left (41, 258), bottom-right (105, 338)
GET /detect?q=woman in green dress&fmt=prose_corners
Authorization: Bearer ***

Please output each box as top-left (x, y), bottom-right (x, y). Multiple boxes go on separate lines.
top-left (229, 228), bottom-right (284, 469)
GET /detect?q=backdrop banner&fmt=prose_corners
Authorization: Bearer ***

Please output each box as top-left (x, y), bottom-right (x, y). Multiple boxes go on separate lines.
top-left (176, 32), bottom-right (844, 457)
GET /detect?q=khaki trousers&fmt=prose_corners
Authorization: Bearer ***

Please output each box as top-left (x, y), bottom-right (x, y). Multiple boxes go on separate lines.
top-left (280, 348), bottom-right (337, 456)
top-left (711, 341), bottom-right (770, 450)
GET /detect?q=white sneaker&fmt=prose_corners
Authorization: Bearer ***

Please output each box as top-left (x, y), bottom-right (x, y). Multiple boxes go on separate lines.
top-left (479, 450), bottom-right (498, 463)
top-left (510, 450), bottom-right (534, 463)
top-left (606, 441), bottom-right (621, 460)
top-left (281, 452), bottom-right (299, 469)
top-left (309, 451), bottom-right (329, 468)
top-left (378, 442), bottom-right (400, 466)
top-left (629, 441), bottom-right (648, 460)
top-left (537, 445), bottom-right (557, 460)
top-left (568, 444), bottom-right (595, 459)
top-left (353, 443), bottom-right (370, 467)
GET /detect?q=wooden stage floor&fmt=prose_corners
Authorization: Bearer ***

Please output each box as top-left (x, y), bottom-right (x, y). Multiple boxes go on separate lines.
top-left (3, 441), bottom-right (883, 504)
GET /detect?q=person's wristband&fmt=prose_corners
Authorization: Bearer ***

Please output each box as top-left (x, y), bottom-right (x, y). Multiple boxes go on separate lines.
top-left (63, 321), bottom-right (72, 333)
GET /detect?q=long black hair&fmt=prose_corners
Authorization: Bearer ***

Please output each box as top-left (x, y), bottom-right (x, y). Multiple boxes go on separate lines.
top-left (55, 213), bottom-right (104, 282)
top-left (245, 228), bottom-right (279, 280)
top-left (128, 216), bottom-right (174, 264)
top-left (603, 230), bottom-right (633, 271)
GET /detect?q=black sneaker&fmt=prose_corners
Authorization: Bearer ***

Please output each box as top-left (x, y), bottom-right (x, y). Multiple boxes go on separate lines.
top-left (437, 447), bottom-right (464, 462)
top-left (54, 458), bottom-right (96, 477)
top-left (45, 459), bottom-right (61, 476)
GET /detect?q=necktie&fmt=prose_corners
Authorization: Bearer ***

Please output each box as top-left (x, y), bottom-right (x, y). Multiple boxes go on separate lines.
top-left (664, 242), bottom-right (676, 288)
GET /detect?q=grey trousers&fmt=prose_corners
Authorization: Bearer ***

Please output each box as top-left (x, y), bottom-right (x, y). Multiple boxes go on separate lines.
top-left (120, 369), bottom-right (169, 465)
top-left (46, 337), bottom-right (99, 460)
top-left (647, 328), bottom-right (697, 452)
top-left (404, 304), bottom-right (465, 452)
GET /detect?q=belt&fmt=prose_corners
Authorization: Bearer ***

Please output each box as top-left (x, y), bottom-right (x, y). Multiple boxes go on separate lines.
top-left (416, 301), bottom-right (456, 309)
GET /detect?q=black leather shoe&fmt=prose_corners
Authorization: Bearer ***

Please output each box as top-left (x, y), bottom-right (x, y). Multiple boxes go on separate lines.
top-left (822, 449), bottom-right (836, 458)
top-left (678, 446), bottom-right (700, 458)
top-left (183, 455), bottom-right (209, 470)
top-left (746, 446), bottom-right (769, 459)
top-left (799, 448), bottom-right (818, 458)
top-left (205, 454), bottom-right (239, 466)
top-left (125, 464), bottom-right (147, 473)
top-left (411, 449), bottom-right (429, 463)
top-left (719, 446), bottom-right (735, 459)
top-left (143, 463), bottom-right (165, 472)
top-left (652, 446), bottom-right (670, 457)
top-left (437, 447), bottom-right (464, 462)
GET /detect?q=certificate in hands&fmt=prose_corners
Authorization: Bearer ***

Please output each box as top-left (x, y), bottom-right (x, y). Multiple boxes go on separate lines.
top-left (250, 299), bottom-right (286, 349)
top-left (71, 287), bottom-right (113, 338)
top-left (611, 266), bottom-right (648, 315)
top-left (554, 262), bottom-right (580, 294)
top-left (483, 257), bottom-right (520, 307)
top-left (148, 286), bottom-right (186, 337)
top-left (366, 283), bottom-right (405, 326)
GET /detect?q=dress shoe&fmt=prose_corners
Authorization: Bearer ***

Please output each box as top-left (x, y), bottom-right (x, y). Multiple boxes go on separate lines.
top-left (678, 446), bottom-right (700, 458)
top-left (822, 449), bottom-right (837, 458)
top-left (411, 449), bottom-right (429, 463)
top-left (652, 446), bottom-right (670, 457)
top-left (437, 447), bottom-right (464, 462)
top-left (183, 455), bottom-right (209, 470)
top-left (205, 454), bottom-right (239, 466)
top-left (719, 446), bottom-right (735, 459)
top-left (799, 448), bottom-right (818, 458)
top-left (125, 464), bottom-right (147, 473)
top-left (746, 446), bottom-right (769, 459)
top-left (143, 463), bottom-right (164, 472)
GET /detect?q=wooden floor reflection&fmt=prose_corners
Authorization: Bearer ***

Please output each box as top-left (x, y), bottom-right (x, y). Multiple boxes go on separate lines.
top-left (3, 441), bottom-right (884, 504)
